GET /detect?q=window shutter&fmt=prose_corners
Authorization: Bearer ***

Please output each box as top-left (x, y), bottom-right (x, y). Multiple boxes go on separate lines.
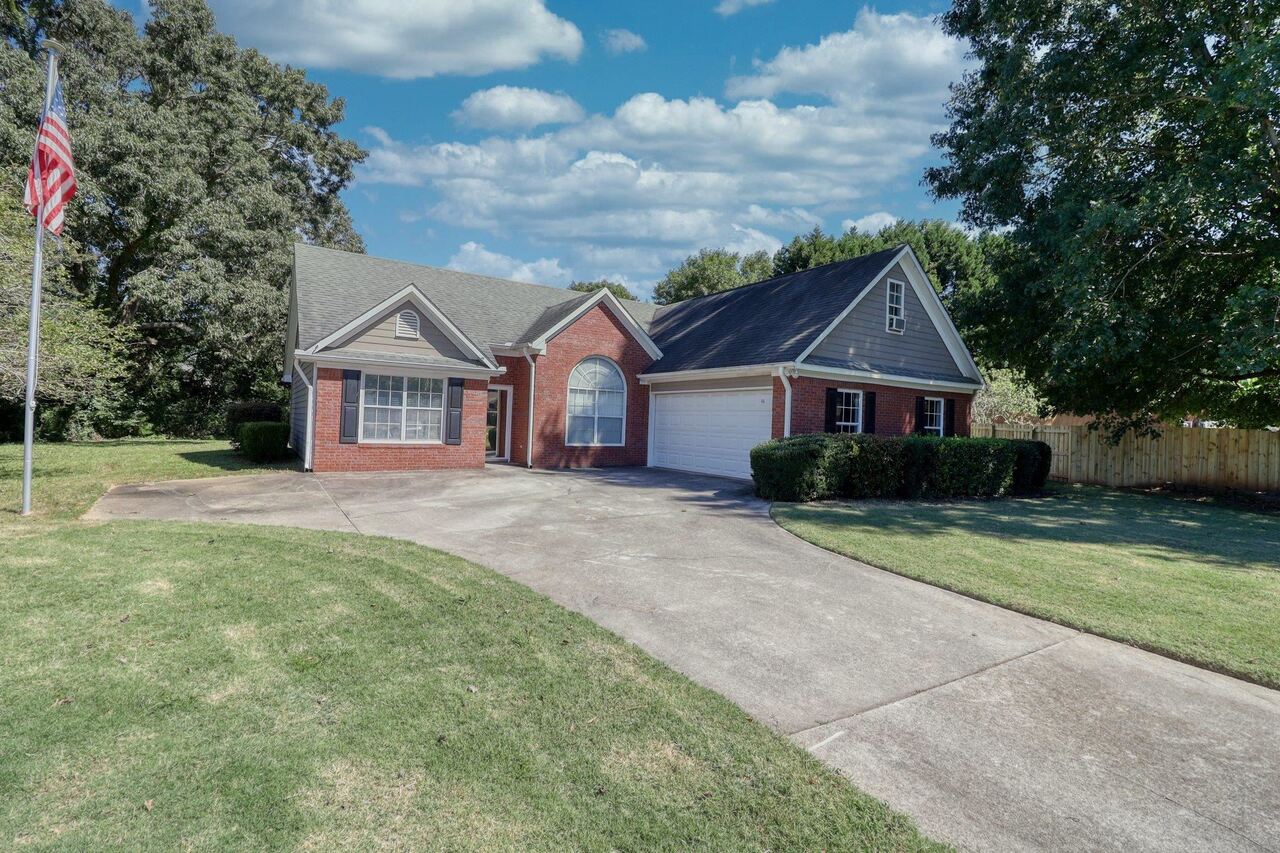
top-left (824, 388), bottom-right (839, 433)
top-left (944, 398), bottom-right (957, 436)
top-left (445, 378), bottom-right (464, 445)
top-left (340, 370), bottom-right (360, 444)
top-left (863, 392), bottom-right (876, 434)
top-left (914, 396), bottom-right (926, 434)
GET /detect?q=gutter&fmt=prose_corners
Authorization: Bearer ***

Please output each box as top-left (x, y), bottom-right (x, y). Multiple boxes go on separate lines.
top-left (523, 350), bottom-right (537, 468)
top-left (293, 357), bottom-right (315, 472)
top-left (776, 365), bottom-right (793, 437)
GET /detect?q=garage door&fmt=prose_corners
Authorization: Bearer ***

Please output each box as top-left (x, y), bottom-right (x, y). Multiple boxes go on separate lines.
top-left (650, 388), bottom-right (773, 479)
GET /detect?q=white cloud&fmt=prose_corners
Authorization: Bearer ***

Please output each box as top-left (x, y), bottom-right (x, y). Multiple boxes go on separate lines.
top-left (713, 0), bottom-right (774, 17)
top-left (208, 0), bottom-right (583, 79)
top-left (601, 28), bottom-right (646, 54)
top-left (842, 211), bottom-right (898, 234)
top-left (453, 86), bottom-right (585, 130)
top-left (447, 241), bottom-right (572, 285)
top-left (360, 8), bottom-right (966, 282)
top-left (726, 8), bottom-right (968, 110)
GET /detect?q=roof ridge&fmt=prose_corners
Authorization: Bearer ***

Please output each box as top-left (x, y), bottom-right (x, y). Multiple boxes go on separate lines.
top-left (654, 244), bottom-right (906, 310)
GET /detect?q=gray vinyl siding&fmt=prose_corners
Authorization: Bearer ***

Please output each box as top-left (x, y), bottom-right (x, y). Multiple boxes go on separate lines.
top-left (808, 263), bottom-right (964, 379)
top-left (290, 362), bottom-right (312, 458)
top-left (327, 302), bottom-right (470, 361)
top-left (645, 375), bottom-right (774, 393)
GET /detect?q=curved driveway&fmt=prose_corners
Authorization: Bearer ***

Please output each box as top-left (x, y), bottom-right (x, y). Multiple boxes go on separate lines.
top-left (89, 466), bottom-right (1280, 852)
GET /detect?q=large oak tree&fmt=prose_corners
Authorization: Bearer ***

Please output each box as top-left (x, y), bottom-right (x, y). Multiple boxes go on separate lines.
top-left (928, 0), bottom-right (1280, 430)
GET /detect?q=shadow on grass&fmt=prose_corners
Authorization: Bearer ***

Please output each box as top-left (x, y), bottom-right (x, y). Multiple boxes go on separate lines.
top-left (779, 485), bottom-right (1280, 572)
top-left (177, 449), bottom-right (301, 474)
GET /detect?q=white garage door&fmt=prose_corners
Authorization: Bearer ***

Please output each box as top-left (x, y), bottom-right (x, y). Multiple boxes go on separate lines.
top-left (650, 388), bottom-right (773, 479)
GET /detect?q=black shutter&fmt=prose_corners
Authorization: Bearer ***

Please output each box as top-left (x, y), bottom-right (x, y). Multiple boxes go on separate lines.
top-left (445, 378), bottom-right (464, 445)
top-left (914, 396), bottom-right (926, 434)
top-left (863, 392), bottom-right (876, 434)
top-left (824, 388), bottom-right (839, 433)
top-left (944, 398), bottom-right (957, 436)
top-left (339, 369), bottom-right (360, 444)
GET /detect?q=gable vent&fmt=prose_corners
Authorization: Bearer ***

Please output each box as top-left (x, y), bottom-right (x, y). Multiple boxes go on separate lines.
top-left (395, 309), bottom-right (420, 339)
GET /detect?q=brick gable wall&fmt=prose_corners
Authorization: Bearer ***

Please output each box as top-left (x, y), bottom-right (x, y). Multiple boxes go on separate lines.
top-left (772, 376), bottom-right (972, 438)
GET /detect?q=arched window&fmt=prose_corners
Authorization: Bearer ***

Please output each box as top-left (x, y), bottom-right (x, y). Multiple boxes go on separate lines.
top-left (395, 309), bottom-right (420, 339)
top-left (566, 356), bottom-right (625, 446)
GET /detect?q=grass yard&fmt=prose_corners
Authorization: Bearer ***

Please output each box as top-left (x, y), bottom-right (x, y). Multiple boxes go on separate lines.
top-left (774, 486), bottom-right (1280, 690)
top-left (0, 441), bottom-right (940, 851)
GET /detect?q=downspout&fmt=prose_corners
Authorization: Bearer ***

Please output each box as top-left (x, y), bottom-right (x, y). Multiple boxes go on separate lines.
top-left (523, 350), bottom-right (537, 468)
top-left (293, 357), bottom-right (315, 472)
top-left (777, 365), bottom-right (793, 437)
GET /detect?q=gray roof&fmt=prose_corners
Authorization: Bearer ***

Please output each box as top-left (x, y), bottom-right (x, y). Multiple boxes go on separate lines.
top-left (293, 243), bottom-right (655, 361)
top-left (643, 246), bottom-right (905, 374)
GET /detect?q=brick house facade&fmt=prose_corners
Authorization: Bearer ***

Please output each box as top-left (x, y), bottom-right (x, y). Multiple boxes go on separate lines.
top-left (771, 376), bottom-right (972, 439)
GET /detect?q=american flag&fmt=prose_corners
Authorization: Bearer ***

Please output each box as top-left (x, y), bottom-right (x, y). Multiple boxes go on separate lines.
top-left (23, 80), bottom-right (77, 236)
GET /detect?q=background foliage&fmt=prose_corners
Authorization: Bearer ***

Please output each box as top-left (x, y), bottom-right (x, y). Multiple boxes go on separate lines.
top-left (0, 0), bottom-right (364, 437)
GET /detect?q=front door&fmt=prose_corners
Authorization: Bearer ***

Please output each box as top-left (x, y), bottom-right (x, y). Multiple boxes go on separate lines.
top-left (486, 389), bottom-right (508, 460)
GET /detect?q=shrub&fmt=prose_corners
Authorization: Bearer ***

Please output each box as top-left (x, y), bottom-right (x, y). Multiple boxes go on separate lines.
top-left (226, 400), bottom-right (283, 446)
top-left (750, 434), bottom-right (841, 501)
top-left (836, 434), bottom-right (905, 499)
top-left (1011, 440), bottom-right (1053, 493)
top-left (899, 436), bottom-right (939, 498)
top-left (238, 421), bottom-right (291, 463)
top-left (930, 437), bottom-right (1017, 497)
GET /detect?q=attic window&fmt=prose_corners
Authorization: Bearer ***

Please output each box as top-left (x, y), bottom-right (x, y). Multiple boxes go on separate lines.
top-left (395, 309), bottom-right (420, 339)
top-left (886, 279), bottom-right (906, 334)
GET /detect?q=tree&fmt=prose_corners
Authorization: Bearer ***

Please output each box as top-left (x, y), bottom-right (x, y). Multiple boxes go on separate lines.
top-left (653, 248), bottom-right (777, 305)
top-left (568, 279), bottom-right (639, 302)
top-left (927, 0), bottom-right (1280, 430)
top-left (1, 0), bottom-right (365, 435)
top-left (971, 369), bottom-right (1046, 425)
top-left (0, 183), bottom-right (126, 439)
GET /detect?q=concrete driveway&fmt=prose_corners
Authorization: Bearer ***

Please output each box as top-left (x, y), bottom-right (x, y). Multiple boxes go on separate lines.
top-left (89, 466), bottom-right (1280, 852)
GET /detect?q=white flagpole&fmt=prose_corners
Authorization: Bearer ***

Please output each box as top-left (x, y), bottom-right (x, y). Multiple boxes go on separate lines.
top-left (20, 39), bottom-right (63, 517)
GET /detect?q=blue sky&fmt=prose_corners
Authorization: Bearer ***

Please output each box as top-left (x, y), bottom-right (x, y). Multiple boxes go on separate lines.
top-left (201, 0), bottom-right (969, 297)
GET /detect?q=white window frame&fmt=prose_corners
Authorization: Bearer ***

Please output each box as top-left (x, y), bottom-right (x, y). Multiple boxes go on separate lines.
top-left (357, 372), bottom-right (446, 444)
top-left (923, 396), bottom-right (945, 436)
top-left (835, 388), bottom-right (863, 433)
top-left (565, 356), bottom-right (627, 448)
top-left (394, 309), bottom-right (420, 339)
top-left (886, 278), bottom-right (906, 334)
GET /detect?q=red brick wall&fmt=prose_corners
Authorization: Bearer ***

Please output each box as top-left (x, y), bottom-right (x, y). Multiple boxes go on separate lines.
top-left (495, 354), bottom-right (531, 465)
top-left (529, 304), bottom-right (653, 468)
top-left (310, 367), bottom-right (487, 472)
top-left (772, 376), bottom-right (972, 438)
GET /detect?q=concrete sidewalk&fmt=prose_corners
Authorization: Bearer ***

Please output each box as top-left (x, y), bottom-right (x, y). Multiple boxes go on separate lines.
top-left (89, 466), bottom-right (1280, 852)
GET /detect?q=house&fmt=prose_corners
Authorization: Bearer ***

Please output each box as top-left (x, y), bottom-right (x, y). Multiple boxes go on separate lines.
top-left (284, 243), bottom-right (983, 479)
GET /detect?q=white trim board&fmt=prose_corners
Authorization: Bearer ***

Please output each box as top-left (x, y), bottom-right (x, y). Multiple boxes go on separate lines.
top-left (304, 350), bottom-right (503, 379)
top-left (486, 383), bottom-right (514, 462)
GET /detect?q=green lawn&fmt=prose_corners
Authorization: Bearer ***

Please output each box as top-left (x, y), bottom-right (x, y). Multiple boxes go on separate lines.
top-left (0, 441), bottom-right (939, 851)
top-left (774, 486), bottom-right (1280, 689)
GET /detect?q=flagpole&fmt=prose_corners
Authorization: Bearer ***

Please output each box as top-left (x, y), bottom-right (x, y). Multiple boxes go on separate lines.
top-left (20, 39), bottom-right (63, 516)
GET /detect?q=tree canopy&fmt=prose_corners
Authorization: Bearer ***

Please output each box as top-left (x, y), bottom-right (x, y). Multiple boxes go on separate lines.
top-left (928, 0), bottom-right (1280, 429)
top-left (568, 279), bottom-right (639, 302)
top-left (652, 248), bottom-right (772, 305)
top-left (1, 0), bottom-right (365, 435)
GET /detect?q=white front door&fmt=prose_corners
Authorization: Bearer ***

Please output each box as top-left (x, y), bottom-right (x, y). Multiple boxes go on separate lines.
top-left (650, 388), bottom-right (773, 479)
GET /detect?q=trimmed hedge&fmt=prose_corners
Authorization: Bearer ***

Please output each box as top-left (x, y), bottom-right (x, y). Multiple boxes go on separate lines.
top-left (238, 421), bottom-right (291, 463)
top-left (226, 400), bottom-right (283, 446)
top-left (750, 433), bottom-right (1052, 502)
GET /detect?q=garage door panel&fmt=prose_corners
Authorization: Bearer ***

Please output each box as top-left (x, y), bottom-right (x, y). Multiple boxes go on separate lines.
top-left (651, 389), bottom-right (772, 479)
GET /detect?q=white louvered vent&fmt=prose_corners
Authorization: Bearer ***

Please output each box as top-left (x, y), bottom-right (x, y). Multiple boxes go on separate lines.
top-left (395, 309), bottom-right (420, 339)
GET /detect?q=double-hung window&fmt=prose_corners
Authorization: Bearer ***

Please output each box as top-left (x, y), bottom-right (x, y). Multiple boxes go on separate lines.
top-left (835, 389), bottom-right (863, 433)
top-left (566, 356), bottom-right (626, 446)
top-left (922, 397), bottom-right (944, 436)
top-left (886, 279), bottom-right (906, 333)
top-left (361, 374), bottom-right (444, 442)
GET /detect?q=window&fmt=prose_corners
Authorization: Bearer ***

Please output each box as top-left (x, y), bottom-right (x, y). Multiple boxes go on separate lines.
top-left (395, 309), bottom-right (420, 339)
top-left (923, 397), bottom-right (944, 436)
top-left (835, 389), bottom-right (862, 433)
top-left (886, 279), bottom-right (906, 334)
top-left (361, 374), bottom-right (444, 442)
top-left (566, 356), bottom-right (625, 446)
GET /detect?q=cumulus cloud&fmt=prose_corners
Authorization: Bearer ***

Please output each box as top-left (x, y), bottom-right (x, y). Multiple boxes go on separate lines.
top-left (713, 0), bottom-right (774, 17)
top-left (208, 0), bottom-right (583, 78)
top-left (453, 86), bottom-right (585, 130)
top-left (726, 8), bottom-right (967, 110)
top-left (447, 242), bottom-right (572, 284)
top-left (601, 28), bottom-right (646, 54)
top-left (842, 211), bottom-right (898, 233)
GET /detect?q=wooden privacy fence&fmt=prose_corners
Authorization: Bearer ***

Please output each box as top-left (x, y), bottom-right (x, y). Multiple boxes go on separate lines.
top-left (971, 423), bottom-right (1280, 492)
